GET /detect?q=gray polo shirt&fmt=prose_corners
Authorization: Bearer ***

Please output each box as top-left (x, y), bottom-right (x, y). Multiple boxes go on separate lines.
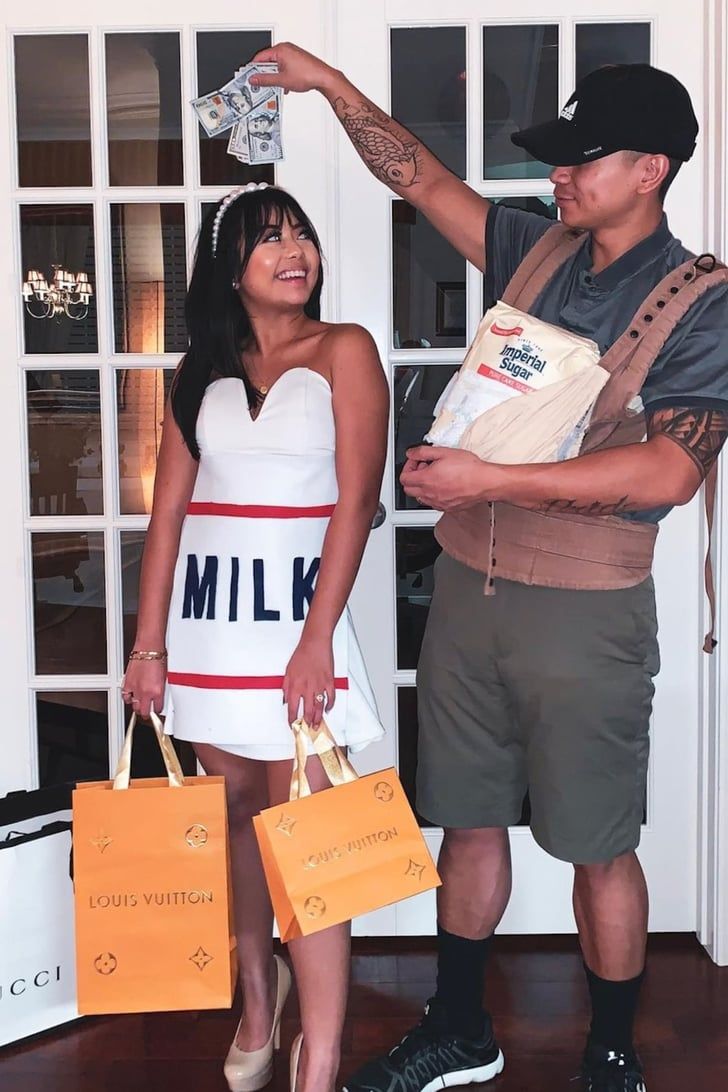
top-left (484, 205), bottom-right (728, 522)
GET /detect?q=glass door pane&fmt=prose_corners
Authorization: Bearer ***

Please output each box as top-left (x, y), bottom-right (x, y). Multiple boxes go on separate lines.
top-left (32, 531), bottom-right (107, 675)
top-left (14, 34), bottom-right (92, 188)
top-left (117, 368), bottom-right (174, 514)
top-left (27, 370), bottom-right (103, 517)
top-left (483, 24), bottom-right (559, 179)
top-left (20, 205), bottom-right (98, 354)
top-left (105, 32), bottom-right (184, 186)
top-left (37, 692), bottom-right (109, 786)
top-left (396, 528), bottom-right (441, 670)
top-left (110, 203), bottom-right (187, 354)
top-left (390, 27), bottom-right (467, 179)
top-left (393, 364), bottom-right (459, 509)
top-left (392, 201), bottom-right (467, 349)
top-left (575, 23), bottom-right (651, 83)
top-left (195, 29), bottom-right (274, 186)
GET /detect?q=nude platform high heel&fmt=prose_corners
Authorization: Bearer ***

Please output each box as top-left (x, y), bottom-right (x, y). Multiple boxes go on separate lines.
top-left (290, 1033), bottom-right (304, 1092)
top-left (224, 954), bottom-right (292, 1092)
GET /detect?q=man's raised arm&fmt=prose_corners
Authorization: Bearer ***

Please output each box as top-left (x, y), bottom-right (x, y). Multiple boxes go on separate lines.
top-left (252, 43), bottom-right (489, 271)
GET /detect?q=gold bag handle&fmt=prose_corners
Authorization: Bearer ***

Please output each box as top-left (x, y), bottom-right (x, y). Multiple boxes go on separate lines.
top-left (113, 710), bottom-right (185, 791)
top-left (289, 718), bottom-right (358, 801)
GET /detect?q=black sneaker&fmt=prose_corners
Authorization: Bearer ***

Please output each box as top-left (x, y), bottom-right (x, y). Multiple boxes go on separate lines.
top-left (342, 997), bottom-right (504, 1092)
top-left (580, 1042), bottom-right (647, 1092)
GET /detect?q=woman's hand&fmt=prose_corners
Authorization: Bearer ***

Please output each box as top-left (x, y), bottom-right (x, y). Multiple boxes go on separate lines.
top-left (121, 659), bottom-right (167, 721)
top-left (283, 635), bottom-right (336, 729)
top-left (250, 42), bottom-right (338, 96)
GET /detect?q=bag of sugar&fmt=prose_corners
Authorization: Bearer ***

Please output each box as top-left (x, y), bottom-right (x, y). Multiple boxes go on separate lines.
top-left (426, 301), bottom-right (608, 462)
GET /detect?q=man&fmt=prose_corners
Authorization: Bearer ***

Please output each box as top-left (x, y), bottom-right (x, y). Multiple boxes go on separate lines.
top-left (252, 50), bottom-right (728, 1092)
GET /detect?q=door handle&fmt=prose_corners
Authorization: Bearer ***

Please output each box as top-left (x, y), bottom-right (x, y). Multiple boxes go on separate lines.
top-left (371, 502), bottom-right (386, 529)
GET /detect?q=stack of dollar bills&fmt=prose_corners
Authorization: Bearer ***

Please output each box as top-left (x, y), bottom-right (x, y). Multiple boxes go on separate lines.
top-left (192, 63), bottom-right (283, 165)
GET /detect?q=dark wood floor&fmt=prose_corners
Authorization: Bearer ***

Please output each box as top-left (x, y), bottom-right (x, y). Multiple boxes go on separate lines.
top-left (2, 935), bottom-right (727, 1091)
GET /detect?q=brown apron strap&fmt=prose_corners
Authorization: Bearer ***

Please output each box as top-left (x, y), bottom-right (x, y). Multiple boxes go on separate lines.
top-left (703, 461), bottom-right (719, 653)
top-left (582, 259), bottom-right (728, 452)
top-left (598, 257), bottom-right (727, 385)
top-left (582, 257), bottom-right (727, 653)
top-left (501, 223), bottom-right (586, 312)
top-left (498, 239), bottom-right (727, 653)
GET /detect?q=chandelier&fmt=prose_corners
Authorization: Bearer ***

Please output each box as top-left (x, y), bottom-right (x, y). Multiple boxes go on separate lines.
top-left (22, 265), bottom-right (93, 321)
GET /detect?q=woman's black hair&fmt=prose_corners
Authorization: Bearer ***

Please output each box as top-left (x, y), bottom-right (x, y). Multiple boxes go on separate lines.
top-left (171, 187), bottom-right (325, 457)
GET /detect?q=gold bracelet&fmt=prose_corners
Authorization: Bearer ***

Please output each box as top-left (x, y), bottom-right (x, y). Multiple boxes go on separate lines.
top-left (128, 650), bottom-right (167, 661)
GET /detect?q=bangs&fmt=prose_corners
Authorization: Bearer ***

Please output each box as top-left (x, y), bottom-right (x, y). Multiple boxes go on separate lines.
top-left (236, 188), bottom-right (322, 265)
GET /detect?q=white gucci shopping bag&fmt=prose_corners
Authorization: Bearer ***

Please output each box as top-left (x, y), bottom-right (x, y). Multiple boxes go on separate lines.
top-left (0, 820), bottom-right (80, 1045)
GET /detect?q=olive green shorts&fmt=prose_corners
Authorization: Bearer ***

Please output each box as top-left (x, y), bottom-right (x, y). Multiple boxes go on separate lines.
top-left (415, 553), bottom-right (660, 864)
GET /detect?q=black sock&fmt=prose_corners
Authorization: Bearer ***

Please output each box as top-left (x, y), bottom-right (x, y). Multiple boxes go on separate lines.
top-left (434, 926), bottom-right (491, 1040)
top-left (584, 963), bottom-right (645, 1054)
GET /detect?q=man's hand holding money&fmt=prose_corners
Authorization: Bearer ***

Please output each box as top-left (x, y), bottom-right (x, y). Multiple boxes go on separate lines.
top-left (249, 43), bottom-right (340, 96)
top-left (192, 61), bottom-right (285, 165)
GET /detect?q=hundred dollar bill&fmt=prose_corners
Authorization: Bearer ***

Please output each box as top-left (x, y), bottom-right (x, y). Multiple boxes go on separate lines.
top-left (246, 92), bottom-right (284, 164)
top-left (227, 121), bottom-right (250, 163)
top-left (192, 63), bottom-right (280, 138)
top-left (191, 90), bottom-right (240, 136)
top-left (232, 62), bottom-right (280, 112)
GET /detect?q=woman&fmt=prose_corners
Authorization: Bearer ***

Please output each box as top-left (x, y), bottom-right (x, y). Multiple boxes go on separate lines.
top-left (122, 182), bottom-right (388, 1092)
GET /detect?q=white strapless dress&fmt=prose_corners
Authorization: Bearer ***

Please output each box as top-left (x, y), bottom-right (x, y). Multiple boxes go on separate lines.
top-left (163, 370), bottom-right (384, 758)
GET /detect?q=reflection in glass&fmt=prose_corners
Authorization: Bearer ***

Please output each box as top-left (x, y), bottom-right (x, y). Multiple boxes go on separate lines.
top-left (483, 25), bottom-right (558, 179)
top-left (493, 195), bottom-right (557, 218)
top-left (106, 32), bottom-right (183, 186)
top-left (394, 365), bottom-right (459, 510)
top-left (32, 532), bottom-right (107, 675)
top-left (27, 371), bottom-right (103, 517)
top-left (20, 205), bottom-right (98, 354)
top-left (392, 201), bottom-right (467, 349)
top-left (396, 528), bottom-right (442, 670)
top-left (15, 34), bottom-right (92, 188)
top-left (196, 30), bottom-right (274, 187)
top-left (575, 24), bottom-right (650, 85)
top-left (110, 204), bottom-right (187, 354)
top-left (119, 529), bottom-right (197, 777)
top-left (129, 726), bottom-right (198, 779)
top-left (37, 691), bottom-right (108, 787)
top-left (397, 687), bottom-right (433, 828)
top-left (391, 27), bottom-right (466, 180)
top-left (117, 369), bottom-right (174, 514)
top-left (120, 530), bottom-right (145, 665)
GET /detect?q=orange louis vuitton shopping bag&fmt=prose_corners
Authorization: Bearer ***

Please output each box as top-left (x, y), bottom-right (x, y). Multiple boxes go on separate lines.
top-left (73, 712), bottom-right (235, 1014)
top-left (253, 720), bottom-right (440, 941)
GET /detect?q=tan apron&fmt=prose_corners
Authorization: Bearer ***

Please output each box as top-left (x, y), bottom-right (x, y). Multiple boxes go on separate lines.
top-left (435, 224), bottom-right (728, 651)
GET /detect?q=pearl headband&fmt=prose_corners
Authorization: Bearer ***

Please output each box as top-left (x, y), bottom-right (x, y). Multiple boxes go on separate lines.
top-left (211, 182), bottom-right (270, 257)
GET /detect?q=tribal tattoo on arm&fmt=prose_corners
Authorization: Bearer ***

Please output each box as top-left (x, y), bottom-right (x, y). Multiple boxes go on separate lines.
top-left (536, 407), bottom-right (728, 517)
top-left (646, 405), bottom-right (728, 479)
top-left (333, 97), bottom-right (422, 188)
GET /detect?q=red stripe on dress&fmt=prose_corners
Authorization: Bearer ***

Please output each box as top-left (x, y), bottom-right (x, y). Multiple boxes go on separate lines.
top-left (186, 502), bottom-right (336, 518)
top-left (168, 672), bottom-right (350, 691)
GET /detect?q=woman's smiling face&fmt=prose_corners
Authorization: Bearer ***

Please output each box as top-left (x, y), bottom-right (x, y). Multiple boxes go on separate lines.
top-left (238, 212), bottom-right (321, 311)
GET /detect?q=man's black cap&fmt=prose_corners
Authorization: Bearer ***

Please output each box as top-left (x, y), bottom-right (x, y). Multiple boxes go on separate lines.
top-left (511, 64), bottom-right (698, 167)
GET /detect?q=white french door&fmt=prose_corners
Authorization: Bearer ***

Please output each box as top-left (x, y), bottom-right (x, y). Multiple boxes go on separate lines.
top-left (343, 0), bottom-right (711, 935)
top-left (0, 1), bottom-right (716, 938)
top-left (0, 8), bottom-right (332, 809)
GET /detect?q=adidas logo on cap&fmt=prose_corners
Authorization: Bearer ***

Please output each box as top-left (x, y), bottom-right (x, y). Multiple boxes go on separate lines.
top-left (560, 100), bottom-right (577, 121)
